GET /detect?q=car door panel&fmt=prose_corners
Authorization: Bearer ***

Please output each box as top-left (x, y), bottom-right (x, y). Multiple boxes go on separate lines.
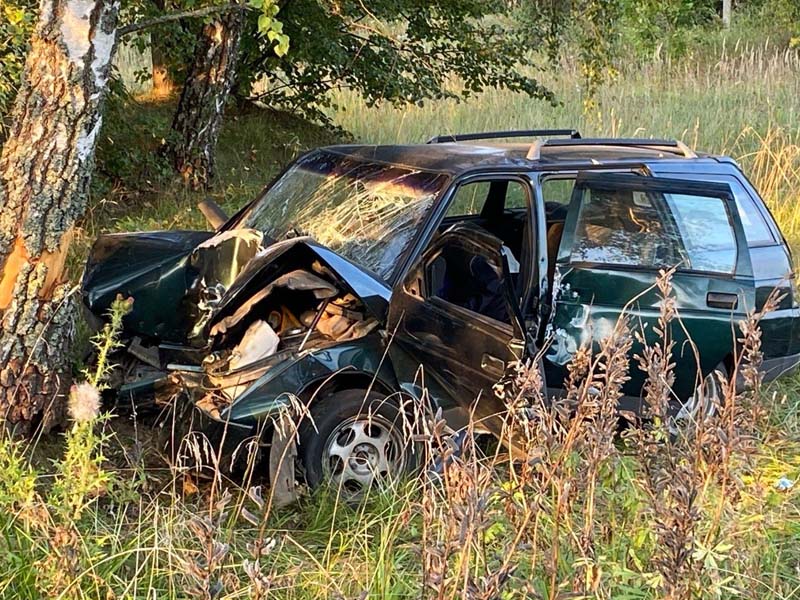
top-left (545, 173), bottom-right (754, 403)
top-left (387, 224), bottom-right (527, 437)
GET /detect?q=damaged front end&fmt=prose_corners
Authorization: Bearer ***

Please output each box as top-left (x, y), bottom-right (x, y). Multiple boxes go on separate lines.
top-left (81, 149), bottom-right (453, 501)
top-left (185, 259), bottom-right (383, 421)
top-left (82, 227), bottom-right (395, 485)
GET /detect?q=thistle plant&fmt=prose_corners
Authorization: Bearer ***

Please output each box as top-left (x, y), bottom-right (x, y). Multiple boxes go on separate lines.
top-left (49, 295), bottom-right (133, 520)
top-left (83, 294), bottom-right (134, 392)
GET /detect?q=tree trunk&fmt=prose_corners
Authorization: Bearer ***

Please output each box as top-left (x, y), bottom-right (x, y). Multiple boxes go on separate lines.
top-left (0, 0), bottom-right (119, 432)
top-left (167, 11), bottom-right (244, 188)
top-left (722, 0), bottom-right (732, 29)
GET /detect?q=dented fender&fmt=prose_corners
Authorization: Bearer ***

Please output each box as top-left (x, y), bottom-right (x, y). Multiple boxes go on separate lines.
top-left (219, 334), bottom-right (401, 425)
top-left (217, 332), bottom-right (469, 430)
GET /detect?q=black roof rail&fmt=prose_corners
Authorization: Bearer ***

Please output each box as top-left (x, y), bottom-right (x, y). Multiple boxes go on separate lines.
top-left (526, 137), bottom-right (697, 160)
top-left (426, 129), bottom-right (581, 144)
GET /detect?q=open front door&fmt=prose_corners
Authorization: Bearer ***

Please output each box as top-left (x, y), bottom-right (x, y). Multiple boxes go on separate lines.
top-left (387, 223), bottom-right (528, 437)
top-left (546, 172), bottom-right (755, 407)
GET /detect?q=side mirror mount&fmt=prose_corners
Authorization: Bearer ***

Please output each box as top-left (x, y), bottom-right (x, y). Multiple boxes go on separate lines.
top-left (198, 198), bottom-right (228, 231)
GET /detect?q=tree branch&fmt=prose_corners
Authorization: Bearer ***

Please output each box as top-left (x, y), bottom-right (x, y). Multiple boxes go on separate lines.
top-left (119, 3), bottom-right (249, 37)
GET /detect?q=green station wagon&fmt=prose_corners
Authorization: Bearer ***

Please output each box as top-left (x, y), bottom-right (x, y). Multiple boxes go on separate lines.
top-left (82, 129), bottom-right (800, 497)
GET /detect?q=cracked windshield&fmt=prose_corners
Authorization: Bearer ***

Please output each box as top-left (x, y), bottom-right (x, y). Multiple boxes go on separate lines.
top-left (240, 151), bottom-right (449, 280)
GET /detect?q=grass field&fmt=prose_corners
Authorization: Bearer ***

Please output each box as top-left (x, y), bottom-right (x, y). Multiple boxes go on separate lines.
top-left (2, 37), bottom-right (800, 599)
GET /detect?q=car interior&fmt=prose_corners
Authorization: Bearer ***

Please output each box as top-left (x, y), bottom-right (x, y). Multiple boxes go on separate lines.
top-left (435, 180), bottom-right (531, 318)
top-left (429, 177), bottom-right (582, 322)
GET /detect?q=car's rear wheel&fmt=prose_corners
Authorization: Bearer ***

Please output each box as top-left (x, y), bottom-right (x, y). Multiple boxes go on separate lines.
top-left (669, 364), bottom-right (725, 435)
top-left (298, 389), bottom-right (413, 499)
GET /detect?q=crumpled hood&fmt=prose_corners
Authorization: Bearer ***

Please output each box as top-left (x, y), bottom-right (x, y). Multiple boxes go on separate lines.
top-left (82, 228), bottom-right (392, 344)
top-left (82, 230), bottom-right (215, 342)
top-left (207, 236), bottom-right (392, 335)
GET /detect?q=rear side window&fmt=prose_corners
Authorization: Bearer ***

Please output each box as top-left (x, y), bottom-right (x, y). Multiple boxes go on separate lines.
top-left (571, 187), bottom-right (737, 274)
top-left (729, 179), bottom-right (775, 245)
top-left (656, 173), bottom-right (775, 246)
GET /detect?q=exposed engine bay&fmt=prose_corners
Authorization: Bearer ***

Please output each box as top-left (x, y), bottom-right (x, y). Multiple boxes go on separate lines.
top-left (192, 263), bottom-right (379, 418)
top-left (86, 230), bottom-right (381, 417)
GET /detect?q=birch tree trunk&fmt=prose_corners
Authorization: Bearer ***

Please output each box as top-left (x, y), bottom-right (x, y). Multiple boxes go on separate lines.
top-left (167, 10), bottom-right (244, 188)
top-left (722, 0), bottom-right (732, 29)
top-left (0, 0), bottom-right (119, 432)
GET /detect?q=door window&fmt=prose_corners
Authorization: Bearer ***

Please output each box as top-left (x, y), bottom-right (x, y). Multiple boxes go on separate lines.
top-left (427, 241), bottom-right (510, 324)
top-left (444, 180), bottom-right (529, 218)
top-left (570, 186), bottom-right (738, 274)
top-left (656, 173), bottom-right (774, 246)
top-left (541, 177), bottom-right (575, 207)
top-left (446, 182), bottom-right (491, 217)
top-left (440, 179), bottom-right (532, 283)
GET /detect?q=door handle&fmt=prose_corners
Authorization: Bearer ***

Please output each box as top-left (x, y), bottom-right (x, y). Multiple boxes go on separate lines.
top-left (481, 353), bottom-right (505, 374)
top-left (707, 292), bottom-right (738, 310)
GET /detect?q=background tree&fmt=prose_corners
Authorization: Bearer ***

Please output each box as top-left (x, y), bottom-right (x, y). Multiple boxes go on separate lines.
top-left (164, 0), bottom-right (558, 186)
top-left (237, 0), bottom-right (557, 126)
top-left (167, 8), bottom-right (246, 186)
top-left (161, 0), bottom-right (286, 187)
top-left (0, 0), bottom-right (119, 431)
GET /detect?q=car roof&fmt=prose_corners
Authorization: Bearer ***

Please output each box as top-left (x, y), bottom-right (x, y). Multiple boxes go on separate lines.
top-left (321, 140), bottom-right (726, 176)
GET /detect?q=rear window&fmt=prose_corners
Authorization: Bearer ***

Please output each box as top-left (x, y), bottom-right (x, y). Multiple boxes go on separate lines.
top-left (657, 173), bottom-right (775, 246)
top-left (571, 186), bottom-right (738, 274)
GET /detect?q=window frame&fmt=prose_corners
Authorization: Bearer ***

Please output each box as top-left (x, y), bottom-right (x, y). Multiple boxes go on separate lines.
top-left (557, 172), bottom-right (752, 280)
top-left (412, 172), bottom-right (539, 310)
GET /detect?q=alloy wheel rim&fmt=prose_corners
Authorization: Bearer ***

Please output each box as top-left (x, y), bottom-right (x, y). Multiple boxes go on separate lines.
top-left (670, 370), bottom-right (721, 435)
top-left (322, 412), bottom-right (405, 497)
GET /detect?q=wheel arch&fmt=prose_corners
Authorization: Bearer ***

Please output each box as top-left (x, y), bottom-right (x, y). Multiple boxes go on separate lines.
top-left (297, 370), bottom-right (401, 407)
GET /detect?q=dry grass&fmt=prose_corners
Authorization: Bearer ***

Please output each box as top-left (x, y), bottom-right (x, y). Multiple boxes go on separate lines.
top-left (1, 270), bottom-right (796, 599)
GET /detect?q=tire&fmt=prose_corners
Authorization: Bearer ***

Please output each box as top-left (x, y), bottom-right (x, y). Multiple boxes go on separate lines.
top-left (668, 363), bottom-right (725, 436)
top-left (298, 389), bottom-right (414, 498)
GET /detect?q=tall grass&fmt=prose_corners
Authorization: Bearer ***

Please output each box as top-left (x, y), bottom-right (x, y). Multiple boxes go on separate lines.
top-left (331, 38), bottom-right (800, 251)
top-left (331, 39), bottom-right (800, 149)
top-left (1, 271), bottom-right (797, 598)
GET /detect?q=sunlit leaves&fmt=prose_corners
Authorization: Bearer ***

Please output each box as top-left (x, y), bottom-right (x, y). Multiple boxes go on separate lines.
top-left (0, 0), bottom-right (35, 125)
top-left (249, 0), bottom-right (289, 56)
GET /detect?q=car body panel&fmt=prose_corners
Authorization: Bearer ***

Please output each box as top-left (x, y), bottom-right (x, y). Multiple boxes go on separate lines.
top-left (202, 332), bottom-right (472, 433)
top-left (647, 162), bottom-right (800, 362)
top-left (545, 172), bottom-right (756, 399)
top-left (387, 223), bottom-right (527, 439)
top-left (220, 334), bottom-right (398, 424)
top-left (82, 230), bottom-right (214, 343)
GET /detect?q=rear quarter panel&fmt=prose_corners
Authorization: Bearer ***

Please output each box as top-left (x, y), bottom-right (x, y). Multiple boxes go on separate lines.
top-left (650, 162), bottom-right (800, 359)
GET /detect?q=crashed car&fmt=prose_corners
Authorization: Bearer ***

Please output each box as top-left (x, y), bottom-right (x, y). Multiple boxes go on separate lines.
top-left (82, 129), bottom-right (800, 496)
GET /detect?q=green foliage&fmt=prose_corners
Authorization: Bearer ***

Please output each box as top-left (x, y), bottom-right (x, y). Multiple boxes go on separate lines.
top-left (84, 295), bottom-right (134, 391)
top-left (617, 0), bottom-right (718, 57)
top-left (49, 416), bottom-right (116, 520)
top-left (51, 296), bottom-right (132, 520)
top-left (0, 437), bottom-right (36, 508)
top-left (237, 0), bottom-right (557, 125)
top-left (249, 0), bottom-right (289, 56)
top-left (0, 0), bottom-right (35, 130)
top-left (2, 29), bottom-right (800, 597)
top-left (517, 0), bottom-right (623, 111)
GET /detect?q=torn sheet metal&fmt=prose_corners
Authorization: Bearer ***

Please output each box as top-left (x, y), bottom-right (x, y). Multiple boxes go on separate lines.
top-left (268, 412), bottom-right (299, 508)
